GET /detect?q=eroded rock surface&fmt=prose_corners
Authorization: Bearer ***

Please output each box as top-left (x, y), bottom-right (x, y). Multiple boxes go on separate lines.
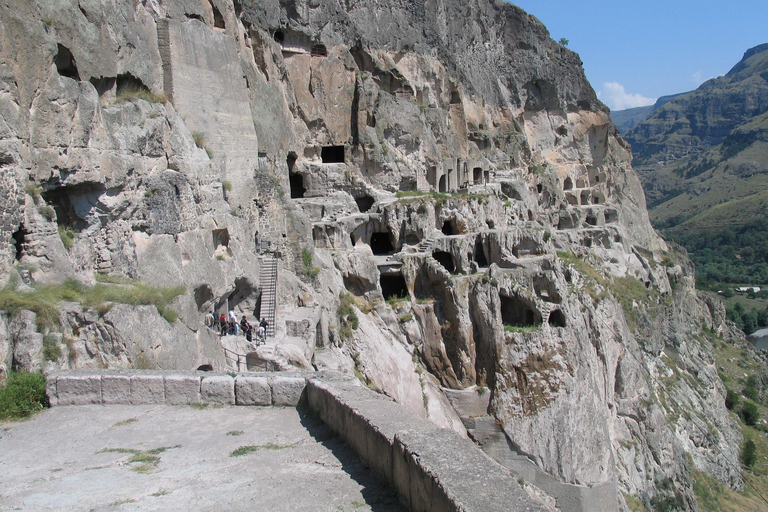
top-left (0, 1), bottom-right (743, 510)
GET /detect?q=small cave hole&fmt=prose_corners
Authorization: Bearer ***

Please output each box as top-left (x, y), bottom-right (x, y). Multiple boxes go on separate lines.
top-left (473, 167), bottom-right (483, 184)
top-left (350, 234), bottom-right (356, 247)
top-left (486, 220), bottom-right (494, 229)
top-left (344, 275), bottom-right (370, 296)
top-left (54, 44), bottom-right (80, 81)
top-left (404, 234), bottom-right (420, 245)
top-left (450, 89), bottom-right (461, 104)
top-left (438, 175), bottom-right (447, 192)
top-left (212, 228), bottom-right (230, 248)
top-left (592, 196), bottom-right (601, 205)
top-left (197, 364), bottom-right (213, 372)
top-left (433, 251), bottom-right (455, 273)
top-left (289, 172), bottom-right (306, 199)
top-left (500, 295), bottom-right (540, 327)
top-left (370, 232), bottom-right (394, 255)
top-left (311, 43), bottom-right (327, 56)
top-left (536, 184), bottom-right (543, 194)
top-left (355, 195), bottom-right (375, 213)
top-left (380, 274), bottom-right (409, 300)
top-left (274, 30), bottom-right (285, 43)
top-left (194, 284), bottom-right (214, 311)
top-left (548, 309), bottom-right (566, 328)
top-left (580, 191), bottom-right (590, 205)
top-left (605, 210), bottom-right (619, 223)
top-left (564, 177), bottom-right (573, 190)
top-left (585, 215), bottom-right (598, 226)
top-left (116, 73), bottom-right (153, 99)
top-left (441, 220), bottom-right (455, 236)
top-left (321, 145), bottom-right (345, 163)
top-left (212, 3), bottom-right (225, 29)
top-left (12, 225), bottom-right (27, 261)
top-left (474, 238), bottom-right (488, 268)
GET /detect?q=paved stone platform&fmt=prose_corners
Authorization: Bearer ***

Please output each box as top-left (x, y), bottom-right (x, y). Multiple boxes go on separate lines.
top-left (0, 405), bottom-right (405, 512)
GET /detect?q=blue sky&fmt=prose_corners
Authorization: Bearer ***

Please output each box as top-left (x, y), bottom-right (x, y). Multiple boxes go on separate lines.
top-left (509, 1), bottom-right (768, 111)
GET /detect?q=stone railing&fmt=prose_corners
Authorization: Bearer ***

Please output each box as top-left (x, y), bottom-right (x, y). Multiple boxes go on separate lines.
top-left (47, 370), bottom-right (548, 512)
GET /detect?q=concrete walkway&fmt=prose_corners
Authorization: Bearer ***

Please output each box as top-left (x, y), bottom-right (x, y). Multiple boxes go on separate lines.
top-left (0, 405), bottom-right (405, 512)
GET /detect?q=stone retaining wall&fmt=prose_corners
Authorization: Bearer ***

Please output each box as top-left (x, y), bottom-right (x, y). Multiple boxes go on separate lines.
top-left (48, 370), bottom-right (547, 512)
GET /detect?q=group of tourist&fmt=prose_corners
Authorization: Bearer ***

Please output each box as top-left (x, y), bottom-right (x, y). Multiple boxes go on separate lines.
top-left (205, 309), bottom-right (268, 344)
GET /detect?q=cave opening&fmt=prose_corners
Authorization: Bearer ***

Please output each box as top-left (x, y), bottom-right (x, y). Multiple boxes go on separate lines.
top-left (380, 274), bottom-right (408, 301)
top-left (536, 183), bottom-right (543, 194)
top-left (474, 238), bottom-right (488, 267)
top-left (564, 177), bottom-right (573, 190)
top-left (42, 184), bottom-right (103, 231)
top-left (585, 215), bottom-right (598, 226)
top-left (404, 234), bottom-right (420, 245)
top-left (311, 43), bottom-right (327, 57)
top-left (355, 195), bottom-right (374, 213)
top-left (54, 44), bottom-right (80, 80)
top-left (212, 228), bottom-right (230, 248)
top-left (438, 175), bottom-right (447, 192)
top-left (433, 251), bottom-right (455, 273)
top-left (12, 225), bottom-right (27, 261)
top-left (194, 284), bottom-right (214, 312)
top-left (274, 30), bottom-right (285, 43)
top-left (289, 172), bottom-right (305, 199)
top-left (212, 3), bottom-right (225, 28)
top-left (500, 295), bottom-right (540, 327)
top-left (441, 220), bottom-right (455, 236)
top-left (321, 145), bottom-right (345, 163)
top-left (116, 73), bottom-right (154, 99)
top-left (370, 232), bottom-right (394, 254)
top-left (548, 309), bottom-right (566, 328)
top-left (344, 274), bottom-right (371, 296)
top-left (473, 167), bottom-right (483, 184)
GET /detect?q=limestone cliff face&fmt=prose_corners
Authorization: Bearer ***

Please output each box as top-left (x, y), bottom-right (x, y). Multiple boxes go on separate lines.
top-left (0, 1), bottom-right (742, 510)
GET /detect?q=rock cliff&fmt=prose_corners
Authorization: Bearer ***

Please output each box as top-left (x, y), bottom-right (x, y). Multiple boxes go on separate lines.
top-left (0, 1), bottom-right (745, 510)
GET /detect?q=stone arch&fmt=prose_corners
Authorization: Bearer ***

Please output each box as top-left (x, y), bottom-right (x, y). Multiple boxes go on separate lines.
top-left (548, 309), bottom-right (566, 328)
top-left (500, 295), bottom-right (540, 327)
top-left (438, 175), bottom-right (447, 192)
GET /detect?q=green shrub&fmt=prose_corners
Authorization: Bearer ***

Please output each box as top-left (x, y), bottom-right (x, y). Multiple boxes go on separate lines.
top-left (115, 85), bottom-right (166, 104)
top-left (221, 180), bottom-right (232, 192)
top-left (741, 402), bottom-right (760, 425)
top-left (741, 439), bottom-right (757, 467)
top-left (337, 292), bottom-right (359, 341)
top-left (38, 204), bottom-right (56, 221)
top-left (43, 335), bottom-right (61, 362)
top-left (0, 372), bottom-right (48, 419)
top-left (725, 388), bottom-right (740, 410)
top-left (743, 385), bottom-right (759, 402)
top-left (192, 131), bottom-right (207, 148)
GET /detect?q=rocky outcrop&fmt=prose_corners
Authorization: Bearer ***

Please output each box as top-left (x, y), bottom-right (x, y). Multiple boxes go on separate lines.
top-left (0, 1), bottom-right (744, 510)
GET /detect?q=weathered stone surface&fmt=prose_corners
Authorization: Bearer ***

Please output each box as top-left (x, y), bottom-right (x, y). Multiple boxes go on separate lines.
top-left (101, 372), bottom-right (132, 405)
top-left (164, 372), bottom-right (202, 405)
top-left (271, 375), bottom-right (307, 406)
top-left (201, 374), bottom-right (235, 405)
top-left (55, 372), bottom-right (102, 406)
top-left (130, 372), bottom-right (165, 405)
top-left (234, 374), bottom-right (271, 406)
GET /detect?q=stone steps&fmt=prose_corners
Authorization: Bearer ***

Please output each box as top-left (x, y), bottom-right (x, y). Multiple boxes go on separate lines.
top-left (259, 257), bottom-right (278, 338)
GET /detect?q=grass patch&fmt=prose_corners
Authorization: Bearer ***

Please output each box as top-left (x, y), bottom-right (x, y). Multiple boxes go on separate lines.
top-left (503, 324), bottom-right (541, 333)
top-left (337, 292), bottom-right (359, 341)
top-left (301, 248), bottom-right (320, 278)
top-left (151, 490), bottom-right (169, 497)
top-left (0, 277), bottom-right (185, 327)
top-left (226, 430), bottom-right (244, 436)
top-left (58, 225), bottom-right (76, 250)
top-left (98, 445), bottom-right (179, 473)
top-left (230, 445), bottom-right (259, 457)
top-left (43, 335), bottom-right (61, 362)
top-left (111, 418), bottom-right (138, 429)
top-left (0, 371), bottom-right (48, 420)
top-left (115, 85), bottom-right (166, 104)
top-left (228, 442), bottom-right (299, 457)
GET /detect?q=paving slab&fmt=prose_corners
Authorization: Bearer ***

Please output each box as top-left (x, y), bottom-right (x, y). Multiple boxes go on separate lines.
top-left (0, 405), bottom-right (405, 512)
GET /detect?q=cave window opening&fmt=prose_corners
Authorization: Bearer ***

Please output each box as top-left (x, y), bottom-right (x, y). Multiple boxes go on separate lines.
top-left (605, 210), bottom-right (619, 223)
top-left (592, 196), bottom-right (601, 205)
top-left (450, 89), bottom-right (461, 104)
top-left (536, 184), bottom-right (543, 194)
top-left (115, 73), bottom-right (154, 100)
top-left (405, 234), bottom-right (420, 245)
top-left (355, 195), bottom-right (375, 213)
top-left (585, 215), bottom-right (598, 226)
top-left (194, 284), bottom-right (214, 311)
top-left (473, 167), bottom-right (483, 184)
top-left (321, 145), bottom-right (345, 163)
top-left (41, 186), bottom-right (93, 231)
top-left (54, 44), bottom-right (80, 81)
top-left (274, 30), bottom-right (285, 43)
top-left (370, 232), bottom-right (394, 255)
top-left (527, 210), bottom-right (533, 221)
top-left (12, 225), bottom-right (27, 261)
top-left (380, 274), bottom-right (409, 301)
top-left (212, 3), bottom-right (225, 29)
top-left (433, 251), bottom-right (455, 273)
top-left (500, 295), bottom-right (539, 327)
top-left (486, 220), bottom-right (494, 229)
top-left (474, 238), bottom-right (488, 268)
top-left (548, 309), bottom-right (566, 328)
top-left (484, 171), bottom-right (490, 183)
top-left (566, 194), bottom-right (578, 205)
top-left (212, 228), bottom-right (230, 248)
top-left (441, 220), bottom-right (455, 236)
top-left (89, 76), bottom-right (116, 98)
top-left (580, 191), bottom-right (590, 205)
top-left (197, 364), bottom-right (213, 372)
top-left (438, 175), bottom-right (447, 192)
top-left (311, 43), bottom-right (327, 57)
top-left (564, 177), bottom-right (573, 190)
top-left (289, 172), bottom-right (305, 199)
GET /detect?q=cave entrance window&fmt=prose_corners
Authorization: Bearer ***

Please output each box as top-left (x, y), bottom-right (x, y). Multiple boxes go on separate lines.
top-left (311, 43), bottom-right (327, 57)
top-left (212, 228), bottom-right (230, 248)
top-left (197, 364), bottom-right (214, 372)
top-left (289, 172), bottom-right (305, 199)
top-left (370, 232), bottom-right (394, 255)
top-left (12, 225), bottom-right (27, 261)
top-left (474, 238), bottom-right (488, 268)
top-left (274, 30), bottom-right (285, 43)
top-left (438, 175), bottom-right (447, 192)
top-left (427, 166), bottom-right (437, 188)
top-left (54, 44), bottom-right (80, 81)
top-left (116, 73), bottom-right (154, 101)
top-left (380, 274), bottom-right (409, 301)
top-left (212, 4), bottom-right (225, 29)
top-left (473, 167), bottom-right (483, 184)
top-left (500, 295), bottom-right (539, 327)
top-left (433, 251), bottom-right (455, 273)
top-left (605, 210), bottom-right (618, 223)
top-left (564, 177), bottom-right (573, 190)
top-left (580, 191), bottom-right (590, 205)
top-left (441, 220), bottom-right (455, 236)
top-left (536, 184), bottom-right (543, 194)
top-left (194, 284), bottom-right (214, 311)
top-left (355, 195), bottom-right (375, 213)
top-left (592, 196), bottom-right (601, 204)
top-left (450, 89), bottom-right (461, 104)
top-left (321, 145), bottom-right (345, 163)
top-left (405, 234), bottom-right (420, 245)
top-left (484, 171), bottom-right (490, 183)
top-left (585, 215), bottom-right (598, 226)
top-left (548, 309), bottom-right (566, 328)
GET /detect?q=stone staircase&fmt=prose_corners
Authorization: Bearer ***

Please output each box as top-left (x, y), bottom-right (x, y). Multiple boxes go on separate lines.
top-left (258, 257), bottom-right (278, 338)
top-left (416, 233), bottom-right (438, 253)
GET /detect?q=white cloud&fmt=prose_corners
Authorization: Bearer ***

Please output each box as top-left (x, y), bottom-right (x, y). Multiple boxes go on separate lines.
top-left (597, 82), bottom-right (656, 111)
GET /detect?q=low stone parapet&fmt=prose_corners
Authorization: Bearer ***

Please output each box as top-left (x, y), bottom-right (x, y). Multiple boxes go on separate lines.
top-left (47, 370), bottom-right (307, 407)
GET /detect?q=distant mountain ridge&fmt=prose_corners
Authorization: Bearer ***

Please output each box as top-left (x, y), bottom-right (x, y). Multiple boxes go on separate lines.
top-left (611, 92), bottom-right (689, 134)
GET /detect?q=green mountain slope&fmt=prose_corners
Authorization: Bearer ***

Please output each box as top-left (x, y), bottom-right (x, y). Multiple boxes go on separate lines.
top-left (625, 44), bottom-right (768, 287)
